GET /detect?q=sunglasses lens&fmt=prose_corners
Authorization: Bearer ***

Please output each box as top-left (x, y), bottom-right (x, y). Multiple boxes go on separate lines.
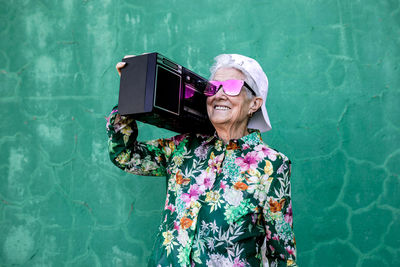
top-left (222, 80), bottom-right (244, 96)
top-left (204, 80), bottom-right (245, 96)
top-left (204, 81), bottom-right (219, 96)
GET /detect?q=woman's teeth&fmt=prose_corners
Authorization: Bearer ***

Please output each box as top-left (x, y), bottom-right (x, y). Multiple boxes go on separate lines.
top-left (215, 106), bottom-right (230, 110)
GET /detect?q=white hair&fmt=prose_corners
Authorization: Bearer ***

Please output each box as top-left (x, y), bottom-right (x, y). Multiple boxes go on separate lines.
top-left (209, 54), bottom-right (257, 99)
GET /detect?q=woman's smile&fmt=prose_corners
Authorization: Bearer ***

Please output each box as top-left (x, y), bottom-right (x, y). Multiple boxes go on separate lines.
top-left (206, 68), bottom-right (252, 130)
top-left (214, 105), bottom-right (231, 110)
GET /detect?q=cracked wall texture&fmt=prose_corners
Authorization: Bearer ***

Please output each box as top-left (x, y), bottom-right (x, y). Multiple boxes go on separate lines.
top-left (1, 0), bottom-right (399, 266)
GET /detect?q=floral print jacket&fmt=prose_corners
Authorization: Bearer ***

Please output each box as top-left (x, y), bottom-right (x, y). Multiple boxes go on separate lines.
top-left (106, 106), bottom-right (297, 267)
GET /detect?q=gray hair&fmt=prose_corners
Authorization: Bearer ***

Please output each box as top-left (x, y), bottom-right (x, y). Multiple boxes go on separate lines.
top-left (209, 54), bottom-right (257, 100)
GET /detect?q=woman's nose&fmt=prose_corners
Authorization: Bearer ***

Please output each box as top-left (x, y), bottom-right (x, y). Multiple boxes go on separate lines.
top-left (214, 87), bottom-right (228, 98)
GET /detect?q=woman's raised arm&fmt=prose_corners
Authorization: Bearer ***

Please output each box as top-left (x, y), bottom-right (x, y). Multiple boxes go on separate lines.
top-left (106, 106), bottom-right (172, 176)
top-left (107, 55), bottom-right (176, 176)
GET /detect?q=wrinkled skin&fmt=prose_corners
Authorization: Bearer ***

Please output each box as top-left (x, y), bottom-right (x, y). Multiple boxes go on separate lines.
top-left (206, 68), bottom-right (263, 143)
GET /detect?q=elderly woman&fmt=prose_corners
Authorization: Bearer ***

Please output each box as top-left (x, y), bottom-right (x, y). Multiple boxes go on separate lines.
top-left (107, 54), bottom-right (297, 267)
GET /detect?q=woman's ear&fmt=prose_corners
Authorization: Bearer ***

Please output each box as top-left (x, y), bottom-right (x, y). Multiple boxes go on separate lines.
top-left (249, 97), bottom-right (263, 114)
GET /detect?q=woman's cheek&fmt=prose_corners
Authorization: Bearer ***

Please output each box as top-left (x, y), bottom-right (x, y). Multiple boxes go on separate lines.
top-left (206, 98), bottom-right (214, 117)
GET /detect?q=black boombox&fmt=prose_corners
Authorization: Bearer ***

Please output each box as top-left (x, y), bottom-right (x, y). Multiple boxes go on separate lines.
top-left (118, 53), bottom-right (214, 134)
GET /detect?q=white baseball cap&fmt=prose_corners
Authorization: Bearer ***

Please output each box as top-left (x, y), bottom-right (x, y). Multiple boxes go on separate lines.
top-left (210, 54), bottom-right (272, 132)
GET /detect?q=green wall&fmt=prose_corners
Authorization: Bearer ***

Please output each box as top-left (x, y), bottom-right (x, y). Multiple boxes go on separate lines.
top-left (1, 0), bottom-right (399, 266)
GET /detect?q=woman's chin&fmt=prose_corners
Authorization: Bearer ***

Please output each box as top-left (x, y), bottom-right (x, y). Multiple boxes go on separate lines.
top-left (209, 116), bottom-right (231, 126)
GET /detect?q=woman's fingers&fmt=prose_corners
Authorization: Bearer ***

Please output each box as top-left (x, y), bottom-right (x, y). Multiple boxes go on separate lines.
top-left (116, 62), bottom-right (126, 77)
top-left (116, 54), bottom-right (151, 76)
top-left (116, 55), bottom-right (137, 76)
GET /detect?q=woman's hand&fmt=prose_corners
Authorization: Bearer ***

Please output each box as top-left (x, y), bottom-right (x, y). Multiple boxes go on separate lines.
top-left (115, 55), bottom-right (135, 77)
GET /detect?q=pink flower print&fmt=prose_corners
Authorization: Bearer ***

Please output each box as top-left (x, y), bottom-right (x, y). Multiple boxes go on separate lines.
top-left (194, 145), bottom-right (208, 160)
top-left (189, 184), bottom-right (202, 196)
top-left (220, 181), bottom-right (226, 191)
top-left (164, 194), bottom-right (175, 212)
top-left (181, 194), bottom-right (190, 204)
top-left (195, 170), bottom-right (216, 191)
top-left (272, 234), bottom-right (280, 241)
top-left (165, 204), bottom-right (175, 213)
top-left (251, 213), bottom-right (257, 224)
top-left (242, 143), bottom-right (250, 150)
top-left (254, 144), bottom-right (277, 161)
top-left (164, 193), bottom-right (170, 206)
top-left (181, 184), bottom-right (201, 208)
top-left (269, 245), bottom-right (275, 252)
top-left (203, 176), bottom-right (214, 189)
top-left (286, 246), bottom-right (295, 255)
top-left (105, 116), bottom-right (111, 128)
top-left (233, 257), bottom-right (245, 267)
top-left (173, 134), bottom-right (186, 145)
top-left (208, 153), bottom-right (224, 173)
top-left (265, 225), bottom-right (272, 240)
top-left (235, 151), bottom-right (260, 172)
top-left (285, 202), bottom-right (293, 225)
top-left (174, 221), bottom-right (180, 231)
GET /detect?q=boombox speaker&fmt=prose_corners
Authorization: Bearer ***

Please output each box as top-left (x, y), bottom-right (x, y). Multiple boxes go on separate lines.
top-left (118, 53), bottom-right (214, 134)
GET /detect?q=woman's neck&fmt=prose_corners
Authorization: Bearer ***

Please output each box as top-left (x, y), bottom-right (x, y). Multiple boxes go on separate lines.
top-left (213, 123), bottom-right (249, 144)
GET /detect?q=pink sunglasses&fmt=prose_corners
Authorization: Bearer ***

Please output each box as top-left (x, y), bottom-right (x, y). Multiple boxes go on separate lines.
top-left (204, 79), bottom-right (256, 97)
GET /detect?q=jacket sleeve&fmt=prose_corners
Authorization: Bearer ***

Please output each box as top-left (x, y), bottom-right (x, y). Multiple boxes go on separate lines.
top-left (262, 156), bottom-right (297, 267)
top-left (106, 105), bottom-right (174, 176)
